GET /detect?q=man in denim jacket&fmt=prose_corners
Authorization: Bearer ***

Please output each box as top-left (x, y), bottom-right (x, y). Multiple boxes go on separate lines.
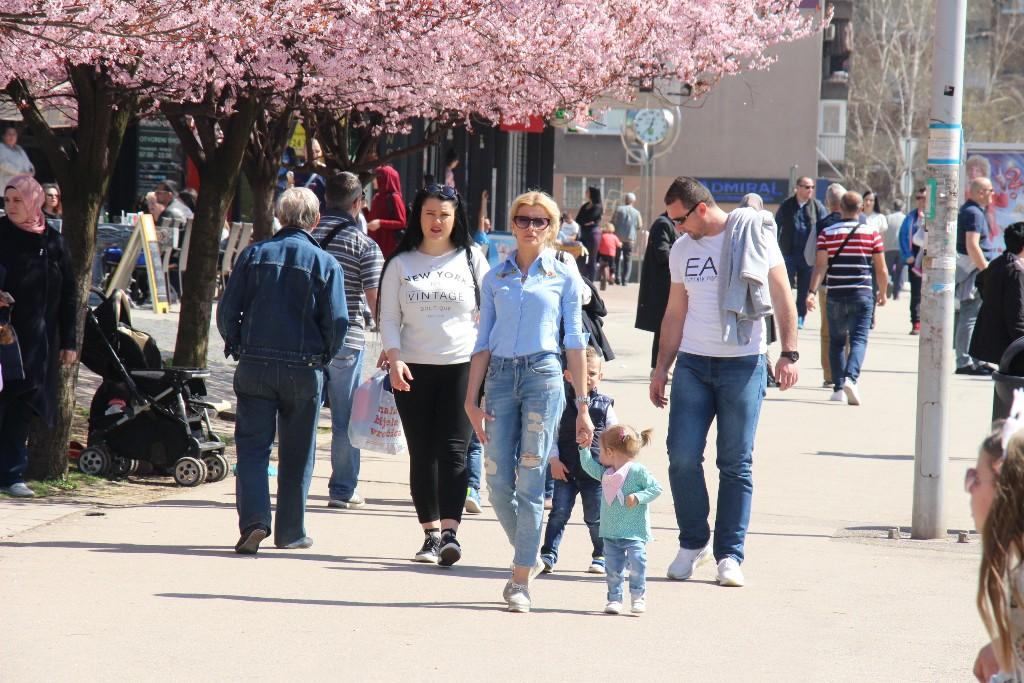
top-left (217, 187), bottom-right (348, 554)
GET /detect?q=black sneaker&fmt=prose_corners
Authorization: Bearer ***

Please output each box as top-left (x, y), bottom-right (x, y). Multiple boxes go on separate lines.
top-left (413, 533), bottom-right (440, 563)
top-left (235, 525), bottom-right (269, 555)
top-left (438, 530), bottom-right (462, 567)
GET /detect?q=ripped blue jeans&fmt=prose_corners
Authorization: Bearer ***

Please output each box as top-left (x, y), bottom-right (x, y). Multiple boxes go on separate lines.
top-left (483, 353), bottom-right (566, 568)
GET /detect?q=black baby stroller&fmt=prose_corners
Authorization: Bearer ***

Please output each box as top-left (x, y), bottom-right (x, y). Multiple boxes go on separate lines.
top-left (78, 289), bottom-right (229, 486)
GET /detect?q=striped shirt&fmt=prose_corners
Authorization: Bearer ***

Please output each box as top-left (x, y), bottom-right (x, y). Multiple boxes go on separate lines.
top-left (312, 212), bottom-right (384, 350)
top-left (816, 219), bottom-right (883, 296)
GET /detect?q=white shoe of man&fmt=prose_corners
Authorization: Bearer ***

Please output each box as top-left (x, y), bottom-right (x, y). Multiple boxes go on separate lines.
top-left (666, 543), bottom-right (712, 580)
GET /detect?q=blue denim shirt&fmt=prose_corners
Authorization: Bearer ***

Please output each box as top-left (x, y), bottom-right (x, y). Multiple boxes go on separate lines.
top-left (217, 227), bottom-right (348, 365)
top-left (473, 248), bottom-right (588, 357)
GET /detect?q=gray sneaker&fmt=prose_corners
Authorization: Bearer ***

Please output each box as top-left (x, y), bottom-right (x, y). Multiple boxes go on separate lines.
top-left (328, 492), bottom-right (365, 509)
top-left (506, 583), bottom-right (531, 613)
top-left (503, 560), bottom-right (546, 600)
top-left (1, 482), bottom-right (35, 498)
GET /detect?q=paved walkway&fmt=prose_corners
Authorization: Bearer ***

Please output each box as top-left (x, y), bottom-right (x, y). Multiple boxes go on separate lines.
top-left (0, 286), bottom-right (993, 681)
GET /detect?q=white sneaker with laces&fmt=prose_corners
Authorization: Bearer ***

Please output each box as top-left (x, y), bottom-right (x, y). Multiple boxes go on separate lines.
top-left (829, 390), bottom-right (846, 403)
top-left (631, 595), bottom-right (646, 614)
top-left (604, 601), bottom-right (623, 615)
top-left (843, 379), bottom-right (861, 406)
top-left (507, 583), bottom-right (531, 613)
top-left (666, 543), bottom-right (712, 580)
top-left (716, 557), bottom-right (745, 587)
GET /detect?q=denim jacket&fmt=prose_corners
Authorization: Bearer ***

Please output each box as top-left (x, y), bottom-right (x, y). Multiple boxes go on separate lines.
top-left (217, 227), bottom-right (348, 365)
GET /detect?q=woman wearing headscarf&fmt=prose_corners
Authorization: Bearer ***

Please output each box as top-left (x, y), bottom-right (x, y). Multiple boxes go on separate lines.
top-left (575, 187), bottom-right (603, 280)
top-left (0, 175), bottom-right (77, 497)
top-left (366, 165), bottom-right (408, 260)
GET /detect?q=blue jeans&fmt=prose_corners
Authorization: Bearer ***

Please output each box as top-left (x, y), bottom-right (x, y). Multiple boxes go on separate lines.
top-left (540, 475), bottom-right (604, 565)
top-left (466, 431), bottom-right (482, 492)
top-left (784, 254), bottom-right (813, 317)
top-left (0, 398), bottom-right (32, 486)
top-left (483, 353), bottom-right (566, 568)
top-left (604, 538), bottom-right (647, 601)
top-left (666, 352), bottom-right (765, 563)
top-left (233, 358), bottom-right (324, 546)
top-left (826, 293), bottom-right (874, 391)
top-left (326, 347), bottom-right (364, 500)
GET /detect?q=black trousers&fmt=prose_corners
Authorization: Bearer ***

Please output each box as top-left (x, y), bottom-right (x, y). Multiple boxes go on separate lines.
top-left (909, 269), bottom-right (923, 324)
top-left (393, 362), bottom-right (472, 524)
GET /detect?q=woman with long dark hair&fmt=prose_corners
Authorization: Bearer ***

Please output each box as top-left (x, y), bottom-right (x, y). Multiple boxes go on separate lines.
top-left (378, 184), bottom-right (489, 566)
top-left (575, 186), bottom-right (603, 280)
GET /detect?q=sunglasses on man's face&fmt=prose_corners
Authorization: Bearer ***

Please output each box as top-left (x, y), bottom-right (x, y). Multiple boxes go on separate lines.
top-left (671, 203), bottom-right (700, 226)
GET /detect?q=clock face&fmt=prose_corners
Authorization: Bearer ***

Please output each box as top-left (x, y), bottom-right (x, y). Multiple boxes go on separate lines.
top-left (633, 109), bottom-right (670, 144)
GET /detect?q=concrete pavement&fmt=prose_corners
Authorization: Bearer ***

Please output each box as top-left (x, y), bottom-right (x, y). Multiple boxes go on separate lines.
top-left (0, 284), bottom-right (993, 681)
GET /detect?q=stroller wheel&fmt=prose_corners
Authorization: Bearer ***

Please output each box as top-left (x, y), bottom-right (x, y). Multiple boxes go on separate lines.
top-left (128, 459), bottom-right (141, 476)
top-left (110, 457), bottom-right (133, 479)
top-left (78, 447), bottom-right (111, 476)
top-left (173, 457), bottom-right (206, 487)
top-left (203, 452), bottom-right (230, 483)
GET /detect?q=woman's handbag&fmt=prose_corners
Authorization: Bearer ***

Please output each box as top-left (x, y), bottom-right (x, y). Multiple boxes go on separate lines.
top-left (348, 370), bottom-right (407, 455)
top-left (0, 305), bottom-right (25, 387)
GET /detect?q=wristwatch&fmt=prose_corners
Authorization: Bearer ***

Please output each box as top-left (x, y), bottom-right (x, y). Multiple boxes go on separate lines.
top-left (575, 395), bottom-right (593, 406)
top-left (780, 351), bottom-right (800, 362)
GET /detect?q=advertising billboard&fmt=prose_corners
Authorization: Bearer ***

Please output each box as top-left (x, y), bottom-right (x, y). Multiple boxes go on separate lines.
top-left (965, 145), bottom-right (1024, 252)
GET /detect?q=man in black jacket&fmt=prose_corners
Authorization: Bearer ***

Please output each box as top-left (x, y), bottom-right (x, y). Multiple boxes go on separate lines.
top-left (635, 213), bottom-right (681, 370)
top-left (775, 177), bottom-right (826, 329)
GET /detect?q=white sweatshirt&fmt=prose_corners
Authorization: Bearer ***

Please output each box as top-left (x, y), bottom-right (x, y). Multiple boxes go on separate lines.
top-left (379, 245), bottom-right (489, 365)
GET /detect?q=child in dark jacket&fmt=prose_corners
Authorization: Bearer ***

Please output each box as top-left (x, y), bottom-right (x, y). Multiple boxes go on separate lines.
top-left (540, 347), bottom-right (617, 575)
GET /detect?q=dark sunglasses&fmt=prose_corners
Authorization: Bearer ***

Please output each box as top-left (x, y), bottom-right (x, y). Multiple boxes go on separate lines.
top-left (513, 216), bottom-right (551, 230)
top-left (671, 203), bottom-right (700, 226)
top-left (424, 183), bottom-right (458, 200)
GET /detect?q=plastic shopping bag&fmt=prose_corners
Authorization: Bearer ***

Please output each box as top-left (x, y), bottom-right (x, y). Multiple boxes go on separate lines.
top-left (348, 370), bottom-right (407, 455)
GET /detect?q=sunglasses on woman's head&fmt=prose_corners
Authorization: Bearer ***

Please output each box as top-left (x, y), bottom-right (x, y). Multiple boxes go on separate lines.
top-left (513, 216), bottom-right (551, 230)
top-left (424, 184), bottom-right (458, 200)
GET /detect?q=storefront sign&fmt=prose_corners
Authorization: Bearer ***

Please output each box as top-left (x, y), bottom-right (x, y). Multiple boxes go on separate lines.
top-left (697, 178), bottom-right (790, 204)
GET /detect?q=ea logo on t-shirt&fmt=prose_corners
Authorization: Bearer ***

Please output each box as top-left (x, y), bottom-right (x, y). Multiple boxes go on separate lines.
top-left (684, 256), bottom-right (718, 282)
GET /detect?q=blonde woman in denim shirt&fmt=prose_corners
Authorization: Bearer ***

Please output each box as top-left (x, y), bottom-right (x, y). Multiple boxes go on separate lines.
top-left (465, 191), bottom-right (594, 613)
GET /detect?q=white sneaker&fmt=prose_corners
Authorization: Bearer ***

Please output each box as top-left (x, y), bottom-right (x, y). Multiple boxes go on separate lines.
top-left (631, 595), bottom-right (646, 614)
top-left (1, 482), bottom-right (35, 498)
top-left (507, 583), bottom-right (531, 613)
top-left (829, 390), bottom-right (846, 403)
top-left (843, 379), bottom-right (861, 406)
top-left (666, 543), bottom-right (712, 580)
top-left (604, 601), bottom-right (623, 615)
top-left (716, 557), bottom-right (745, 587)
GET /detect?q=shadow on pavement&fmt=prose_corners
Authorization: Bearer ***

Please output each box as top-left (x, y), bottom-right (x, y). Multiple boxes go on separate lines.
top-left (814, 450), bottom-right (975, 462)
top-left (155, 591), bottom-right (596, 616)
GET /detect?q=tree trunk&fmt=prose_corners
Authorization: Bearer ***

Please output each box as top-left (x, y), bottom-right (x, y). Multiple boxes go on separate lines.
top-left (171, 98), bottom-right (260, 369)
top-left (247, 170), bottom-right (277, 242)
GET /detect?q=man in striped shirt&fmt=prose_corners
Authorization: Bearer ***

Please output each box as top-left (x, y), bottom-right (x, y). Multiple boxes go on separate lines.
top-left (806, 191), bottom-right (888, 405)
top-left (312, 172), bottom-right (384, 509)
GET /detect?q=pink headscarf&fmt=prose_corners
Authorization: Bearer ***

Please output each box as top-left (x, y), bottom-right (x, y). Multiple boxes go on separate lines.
top-left (4, 174), bottom-right (45, 234)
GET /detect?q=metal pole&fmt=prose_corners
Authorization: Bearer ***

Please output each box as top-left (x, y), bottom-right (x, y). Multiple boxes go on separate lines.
top-left (911, 0), bottom-right (967, 540)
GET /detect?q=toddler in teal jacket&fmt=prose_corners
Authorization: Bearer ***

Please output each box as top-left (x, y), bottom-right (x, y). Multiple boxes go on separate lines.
top-left (578, 424), bottom-right (661, 615)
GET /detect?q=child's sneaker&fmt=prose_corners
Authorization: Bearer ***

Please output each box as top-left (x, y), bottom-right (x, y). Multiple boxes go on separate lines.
top-left (604, 601), bottom-right (623, 615)
top-left (631, 594), bottom-right (646, 614)
top-left (587, 557), bottom-right (606, 575)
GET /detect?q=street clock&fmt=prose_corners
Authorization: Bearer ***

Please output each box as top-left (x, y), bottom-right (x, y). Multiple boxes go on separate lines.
top-left (631, 108), bottom-right (672, 145)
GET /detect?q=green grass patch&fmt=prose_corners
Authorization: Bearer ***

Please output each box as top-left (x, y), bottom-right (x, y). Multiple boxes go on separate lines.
top-left (11, 471), bottom-right (106, 498)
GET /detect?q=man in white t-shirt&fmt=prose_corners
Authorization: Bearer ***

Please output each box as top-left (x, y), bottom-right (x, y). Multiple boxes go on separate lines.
top-left (649, 177), bottom-right (799, 588)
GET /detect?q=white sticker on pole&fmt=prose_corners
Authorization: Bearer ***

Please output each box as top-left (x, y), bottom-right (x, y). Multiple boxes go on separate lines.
top-left (927, 256), bottom-right (956, 271)
top-left (927, 123), bottom-right (961, 165)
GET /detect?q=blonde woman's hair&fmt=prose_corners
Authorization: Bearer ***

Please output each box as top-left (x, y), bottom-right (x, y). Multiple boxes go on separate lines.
top-left (977, 426), bottom-right (1024, 671)
top-left (599, 424), bottom-right (653, 459)
top-left (509, 191), bottom-right (560, 245)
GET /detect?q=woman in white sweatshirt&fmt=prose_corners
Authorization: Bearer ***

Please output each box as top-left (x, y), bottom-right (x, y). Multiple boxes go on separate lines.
top-left (378, 184), bottom-right (488, 567)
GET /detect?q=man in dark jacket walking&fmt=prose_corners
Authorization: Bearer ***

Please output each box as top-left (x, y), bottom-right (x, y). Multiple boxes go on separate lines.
top-left (775, 177), bottom-right (826, 329)
top-left (635, 213), bottom-right (681, 370)
top-left (217, 187), bottom-right (348, 555)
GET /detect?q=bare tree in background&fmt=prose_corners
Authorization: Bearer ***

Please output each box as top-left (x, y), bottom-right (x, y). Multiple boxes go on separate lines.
top-left (846, 0), bottom-right (933, 205)
top-left (963, 2), bottom-right (1024, 141)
